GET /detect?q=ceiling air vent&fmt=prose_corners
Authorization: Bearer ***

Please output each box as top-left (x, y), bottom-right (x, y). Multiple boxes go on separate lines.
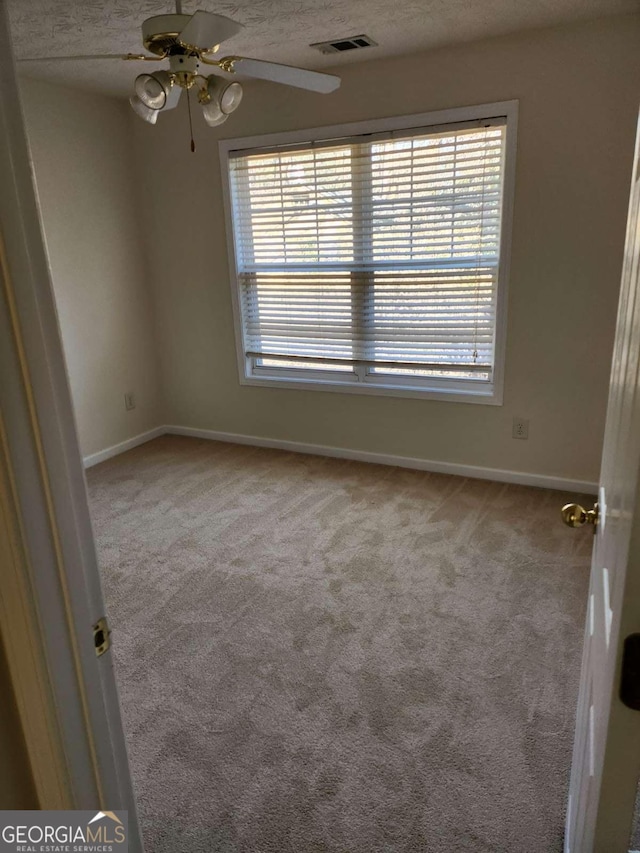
top-left (310, 34), bottom-right (378, 55)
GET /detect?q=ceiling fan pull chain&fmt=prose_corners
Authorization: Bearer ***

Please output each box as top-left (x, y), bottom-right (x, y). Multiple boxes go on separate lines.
top-left (186, 86), bottom-right (196, 152)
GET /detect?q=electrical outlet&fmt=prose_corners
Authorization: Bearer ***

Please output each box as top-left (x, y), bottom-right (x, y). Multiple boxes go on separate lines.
top-left (124, 392), bottom-right (136, 411)
top-left (512, 416), bottom-right (529, 440)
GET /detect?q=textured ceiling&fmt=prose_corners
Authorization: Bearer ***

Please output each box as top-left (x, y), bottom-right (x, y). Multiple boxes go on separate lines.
top-left (10, 0), bottom-right (638, 97)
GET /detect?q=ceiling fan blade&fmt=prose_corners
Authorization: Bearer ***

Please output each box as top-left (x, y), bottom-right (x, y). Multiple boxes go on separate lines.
top-left (17, 54), bottom-right (162, 63)
top-left (227, 57), bottom-right (340, 93)
top-left (178, 11), bottom-right (243, 51)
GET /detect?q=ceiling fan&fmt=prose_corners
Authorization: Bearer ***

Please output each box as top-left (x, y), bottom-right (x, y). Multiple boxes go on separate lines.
top-left (19, 1), bottom-right (341, 150)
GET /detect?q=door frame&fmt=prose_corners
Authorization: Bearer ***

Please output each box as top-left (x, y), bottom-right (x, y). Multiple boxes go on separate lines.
top-left (0, 0), bottom-right (141, 843)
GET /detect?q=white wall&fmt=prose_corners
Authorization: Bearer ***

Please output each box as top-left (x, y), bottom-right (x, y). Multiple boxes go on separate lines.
top-left (131, 14), bottom-right (640, 484)
top-left (20, 79), bottom-right (160, 459)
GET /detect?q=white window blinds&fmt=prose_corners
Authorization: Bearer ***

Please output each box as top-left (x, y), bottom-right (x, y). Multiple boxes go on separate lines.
top-left (228, 118), bottom-right (507, 381)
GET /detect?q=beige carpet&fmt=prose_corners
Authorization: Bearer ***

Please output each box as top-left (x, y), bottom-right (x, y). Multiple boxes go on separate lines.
top-left (87, 435), bottom-right (592, 853)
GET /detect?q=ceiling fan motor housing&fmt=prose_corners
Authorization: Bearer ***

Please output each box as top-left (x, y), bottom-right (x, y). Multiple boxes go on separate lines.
top-left (142, 14), bottom-right (192, 56)
top-left (168, 53), bottom-right (200, 87)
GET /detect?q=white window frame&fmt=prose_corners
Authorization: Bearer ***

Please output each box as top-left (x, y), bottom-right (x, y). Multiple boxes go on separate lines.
top-left (219, 100), bottom-right (518, 406)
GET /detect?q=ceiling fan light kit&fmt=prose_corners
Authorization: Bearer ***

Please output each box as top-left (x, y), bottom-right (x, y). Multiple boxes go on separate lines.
top-left (200, 100), bottom-right (226, 127)
top-left (134, 71), bottom-right (169, 109)
top-left (129, 94), bottom-right (159, 124)
top-left (19, 5), bottom-right (341, 151)
top-left (204, 77), bottom-right (243, 114)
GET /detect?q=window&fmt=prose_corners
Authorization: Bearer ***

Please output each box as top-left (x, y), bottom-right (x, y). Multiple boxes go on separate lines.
top-left (222, 102), bottom-right (516, 403)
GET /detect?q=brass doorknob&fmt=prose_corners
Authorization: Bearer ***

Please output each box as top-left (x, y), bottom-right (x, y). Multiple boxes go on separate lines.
top-left (561, 502), bottom-right (599, 528)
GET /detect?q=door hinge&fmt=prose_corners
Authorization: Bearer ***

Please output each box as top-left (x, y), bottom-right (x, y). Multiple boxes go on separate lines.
top-left (93, 617), bottom-right (111, 657)
top-left (620, 633), bottom-right (640, 710)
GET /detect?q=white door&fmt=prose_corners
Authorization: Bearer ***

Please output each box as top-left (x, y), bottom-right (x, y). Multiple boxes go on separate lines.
top-left (0, 1), bottom-right (142, 848)
top-left (564, 112), bottom-right (640, 852)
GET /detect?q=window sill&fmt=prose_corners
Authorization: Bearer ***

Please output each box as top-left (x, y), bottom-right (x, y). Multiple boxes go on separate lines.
top-left (241, 370), bottom-right (503, 406)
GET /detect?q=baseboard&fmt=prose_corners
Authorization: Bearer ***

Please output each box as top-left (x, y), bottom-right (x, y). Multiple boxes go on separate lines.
top-left (83, 423), bottom-right (598, 492)
top-left (83, 427), bottom-right (164, 469)
top-left (164, 425), bottom-right (598, 493)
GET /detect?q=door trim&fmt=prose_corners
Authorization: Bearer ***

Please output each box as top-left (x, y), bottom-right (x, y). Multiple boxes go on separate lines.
top-left (0, 412), bottom-right (72, 808)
